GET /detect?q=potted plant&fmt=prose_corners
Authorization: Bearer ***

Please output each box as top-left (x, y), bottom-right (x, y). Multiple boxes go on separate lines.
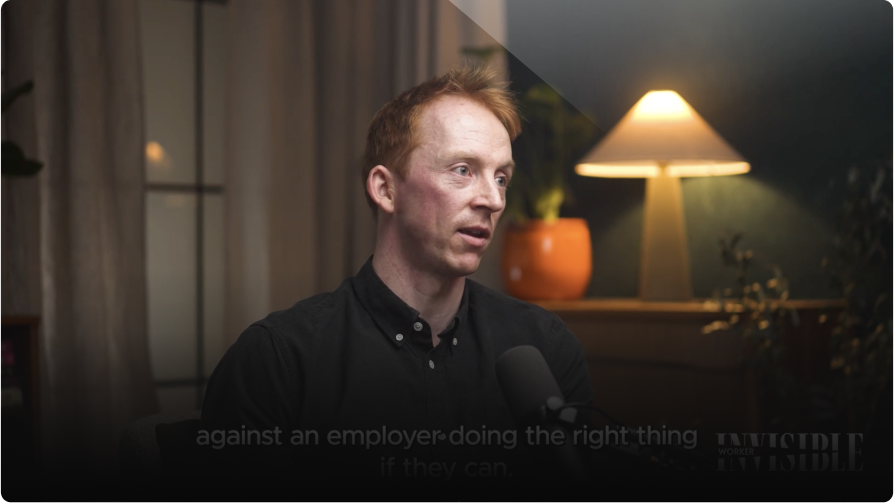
top-left (502, 83), bottom-right (598, 300)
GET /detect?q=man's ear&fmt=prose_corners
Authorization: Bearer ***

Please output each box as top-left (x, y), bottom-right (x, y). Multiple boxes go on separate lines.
top-left (367, 165), bottom-right (396, 214)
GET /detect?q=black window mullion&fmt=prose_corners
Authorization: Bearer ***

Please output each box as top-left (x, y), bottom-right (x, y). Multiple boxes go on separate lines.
top-left (146, 0), bottom-right (227, 412)
top-left (146, 183), bottom-right (223, 194)
top-left (194, 0), bottom-right (205, 411)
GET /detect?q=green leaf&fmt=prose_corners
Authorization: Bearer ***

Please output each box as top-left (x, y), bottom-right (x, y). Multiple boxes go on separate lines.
top-left (511, 82), bottom-right (599, 221)
top-left (524, 83), bottom-right (562, 106)
top-left (460, 46), bottom-right (505, 64)
top-left (533, 186), bottom-right (564, 222)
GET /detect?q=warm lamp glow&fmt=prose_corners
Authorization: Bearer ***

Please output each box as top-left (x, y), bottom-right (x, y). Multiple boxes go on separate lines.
top-left (145, 141), bottom-right (165, 163)
top-left (145, 141), bottom-right (172, 171)
top-left (575, 164), bottom-right (660, 178)
top-left (576, 90), bottom-right (749, 178)
top-left (575, 161), bottom-right (751, 178)
top-left (630, 91), bottom-right (691, 121)
top-left (574, 89), bottom-right (751, 302)
top-left (666, 162), bottom-right (750, 177)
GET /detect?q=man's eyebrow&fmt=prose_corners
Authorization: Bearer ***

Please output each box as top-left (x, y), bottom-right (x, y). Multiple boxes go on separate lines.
top-left (443, 151), bottom-right (477, 163)
top-left (443, 151), bottom-right (516, 172)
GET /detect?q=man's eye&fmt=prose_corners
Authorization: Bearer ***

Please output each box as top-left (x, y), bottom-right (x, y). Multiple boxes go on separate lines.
top-left (496, 176), bottom-right (508, 187)
top-left (454, 166), bottom-right (470, 176)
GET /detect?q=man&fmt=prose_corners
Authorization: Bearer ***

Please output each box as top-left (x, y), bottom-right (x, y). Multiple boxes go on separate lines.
top-left (200, 64), bottom-right (594, 496)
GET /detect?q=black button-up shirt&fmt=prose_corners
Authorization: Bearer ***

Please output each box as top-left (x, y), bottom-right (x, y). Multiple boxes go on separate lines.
top-left (201, 257), bottom-right (594, 496)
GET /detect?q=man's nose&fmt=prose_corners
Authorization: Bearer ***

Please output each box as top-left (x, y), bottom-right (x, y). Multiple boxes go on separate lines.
top-left (472, 176), bottom-right (505, 213)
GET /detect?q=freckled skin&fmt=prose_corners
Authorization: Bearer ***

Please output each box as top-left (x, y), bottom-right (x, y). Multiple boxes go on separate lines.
top-left (394, 95), bottom-right (514, 278)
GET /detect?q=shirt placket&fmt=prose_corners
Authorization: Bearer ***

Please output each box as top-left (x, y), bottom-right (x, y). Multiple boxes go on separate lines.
top-left (413, 319), bottom-right (452, 448)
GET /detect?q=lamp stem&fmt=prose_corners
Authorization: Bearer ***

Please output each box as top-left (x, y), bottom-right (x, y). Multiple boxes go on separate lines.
top-left (639, 165), bottom-right (693, 301)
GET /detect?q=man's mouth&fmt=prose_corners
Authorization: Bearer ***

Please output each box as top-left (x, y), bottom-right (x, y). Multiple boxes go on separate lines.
top-left (458, 227), bottom-right (491, 240)
top-left (457, 226), bottom-right (491, 248)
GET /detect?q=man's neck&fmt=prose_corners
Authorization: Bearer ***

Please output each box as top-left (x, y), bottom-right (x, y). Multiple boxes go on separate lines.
top-left (371, 252), bottom-right (464, 345)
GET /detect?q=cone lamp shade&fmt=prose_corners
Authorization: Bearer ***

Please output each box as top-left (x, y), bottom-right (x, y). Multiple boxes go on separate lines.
top-left (576, 91), bottom-right (750, 301)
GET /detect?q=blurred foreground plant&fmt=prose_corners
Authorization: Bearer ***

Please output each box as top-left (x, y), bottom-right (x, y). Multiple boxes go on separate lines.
top-left (705, 161), bottom-right (893, 432)
top-left (821, 162), bottom-right (892, 434)
top-left (703, 233), bottom-right (800, 426)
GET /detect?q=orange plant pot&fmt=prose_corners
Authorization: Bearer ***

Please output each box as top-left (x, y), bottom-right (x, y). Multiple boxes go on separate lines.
top-left (501, 218), bottom-right (592, 301)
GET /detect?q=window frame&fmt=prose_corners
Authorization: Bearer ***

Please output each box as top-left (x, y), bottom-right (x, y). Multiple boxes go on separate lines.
top-left (144, 0), bottom-right (227, 411)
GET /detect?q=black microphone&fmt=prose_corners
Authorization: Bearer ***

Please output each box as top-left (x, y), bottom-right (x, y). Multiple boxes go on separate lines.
top-left (497, 346), bottom-right (713, 476)
top-left (495, 345), bottom-right (587, 480)
top-left (495, 346), bottom-right (566, 424)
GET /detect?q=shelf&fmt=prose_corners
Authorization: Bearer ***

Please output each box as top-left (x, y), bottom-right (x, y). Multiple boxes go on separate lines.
top-left (533, 298), bottom-right (846, 320)
top-left (527, 299), bottom-right (845, 432)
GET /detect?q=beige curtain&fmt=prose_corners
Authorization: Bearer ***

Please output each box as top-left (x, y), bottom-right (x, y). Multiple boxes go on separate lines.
top-left (225, 0), bottom-right (507, 344)
top-left (2, 0), bottom-right (157, 476)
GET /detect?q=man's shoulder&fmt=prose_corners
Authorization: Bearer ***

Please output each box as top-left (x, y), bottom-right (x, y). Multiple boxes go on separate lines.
top-left (251, 278), bottom-right (356, 339)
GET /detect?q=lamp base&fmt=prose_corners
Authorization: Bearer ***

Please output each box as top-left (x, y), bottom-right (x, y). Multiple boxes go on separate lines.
top-left (640, 170), bottom-right (693, 301)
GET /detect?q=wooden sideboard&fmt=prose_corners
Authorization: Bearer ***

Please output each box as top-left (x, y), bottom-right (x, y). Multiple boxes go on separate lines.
top-left (534, 299), bottom-right (845, 435)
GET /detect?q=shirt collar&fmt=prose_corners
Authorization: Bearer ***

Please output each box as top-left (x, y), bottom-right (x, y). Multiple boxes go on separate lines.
top-left (351, 256), bottom-right (469, 348)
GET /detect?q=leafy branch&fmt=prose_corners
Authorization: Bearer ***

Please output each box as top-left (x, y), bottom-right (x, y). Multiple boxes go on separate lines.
top-left (506, 84), bottom-right (598, 223)
top-left (821, 163), bottom-right (892, 433)
top-left (2, 79), bottom-right (43, 177)
top-left (704, 161), bottom-right (893, 431)
top-left (703, 233), bottom-right (800, 426)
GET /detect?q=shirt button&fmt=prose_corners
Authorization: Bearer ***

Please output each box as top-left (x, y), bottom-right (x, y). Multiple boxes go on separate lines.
top-left (428, 360), bottom-right (435, 370)
top-left (413, 322), bottom-right (423, 332)
top-left (395, 334), bottom-right (403, 341)
top-left (452, 338), bottom-right (458, 346)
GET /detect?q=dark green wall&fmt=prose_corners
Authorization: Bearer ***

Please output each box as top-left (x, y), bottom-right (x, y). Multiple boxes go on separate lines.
top-left (506, 2), bottom-right (891, 299)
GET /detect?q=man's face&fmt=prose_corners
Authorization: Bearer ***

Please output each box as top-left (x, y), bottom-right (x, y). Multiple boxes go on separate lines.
top-left (392, 95), bottom-right (514, 278)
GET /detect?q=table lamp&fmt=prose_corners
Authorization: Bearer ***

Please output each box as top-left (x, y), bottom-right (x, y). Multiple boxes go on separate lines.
top-left (576, 91), bottom-right (749, 301)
